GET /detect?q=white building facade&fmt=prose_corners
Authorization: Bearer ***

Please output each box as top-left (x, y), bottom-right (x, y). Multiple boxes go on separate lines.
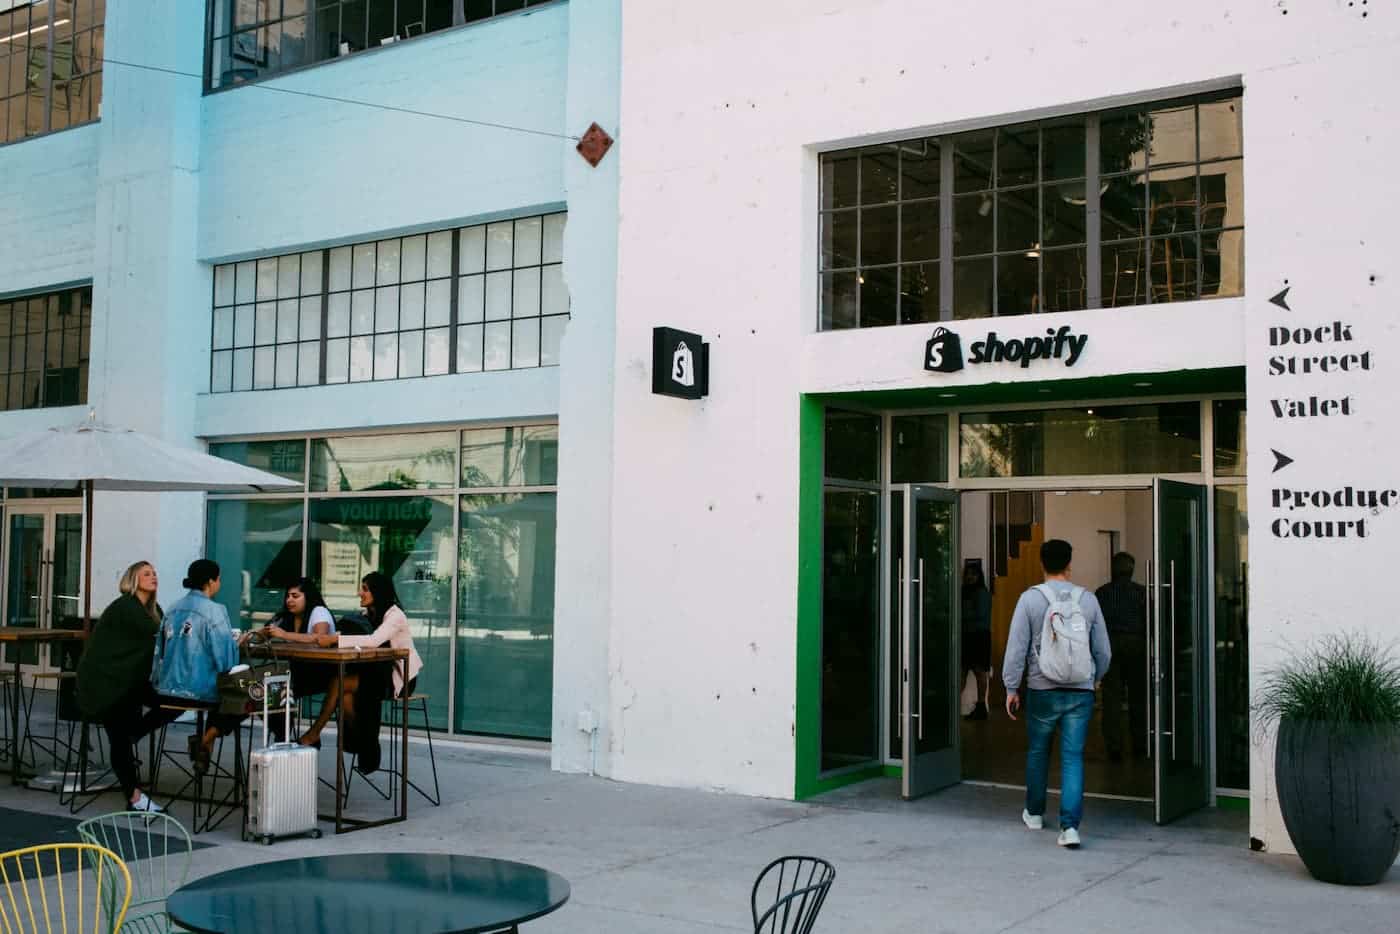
top-left (2, 0), bottom-right (1397, 858)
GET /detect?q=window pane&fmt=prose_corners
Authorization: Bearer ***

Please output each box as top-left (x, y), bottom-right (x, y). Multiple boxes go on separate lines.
top-left (461, 425), bottom-right (559, 487)
top-left (1100, 109), bottom-right (1148, 175)
top-left (1043, 246), bottom-right (1088, 314)
top-left (275, 343), bottom-right (297, 387)
top-left (309, 495), bottom-right (456, 730)
top-left (1200, 98), bottom-right (1244, 161)
top-left (483, 321), bottom-right (511, 371)
top-left (400, 235), bottom-right (427, 282)
top-left (424, 327), bottom-right (450, 375)
top-left (900, 200), bottom-right (938, 262)
top-left (860, 206), bottom-right (897, 266)
top-left (820, 210), bottom-right (857, 270)
top-left (952, 257), bottom-right (993, 320)
top-left (542, 213), bottom-right (565, 264)
top-left (540, 265), bottom-right (567, 317)
top-left (300, 250), bottom-right (323, 295)
top-left (207, 442), bottom-right (306, 490)
top-left (1150, 235), bottom-right (1199, 303)
top-left (953, 194), bottom-right (993, 256)
top-left (253, 346), bottom-right (275, 389)
top-left (256, 258), bottom-right (278, 300)
top-left (1213, 399), bottom-right (1246, 476)
top-left (352, 243), bottom-right (376, 288)
top-left (457, 323), bottom-right (484, 373)
top-left (329, 246), bottom-right (352, 291)
top-left (233, 348), bottom-right (254, 391)
top-left (349, 335), bottom-right (373, 381)
top-left (860, 147), bottom-right (899, 205)
top-left (427, 231), bottom-right (453, 277)
top-left (310, 431), bottom-right (458, 492)
top-left (235, 261), bottom-right (256, 302)
top-left (400, 281), bottom-right (425, 331)
top-left (997, 188), bottom-right (1038, 253)
top-left (512, 318), bottom-right (540, 368)
top-left (376, 239), bottom-right (401, 284)
top-left (998, 124), bottom-right (1037, 188)
top-left (326, 337), bottom-right (349, 383)
top-left (899, 139), bottom-right (939, 199)
top-left (1214, 484), bottom-right (1249, 790)
top-left (425, 278), bottom-right (452, 327)
top-left (484, 271), bottom-right (512, 321)
top-left (1101, 240), bottom-right (1147, 308)
top-left (996, 254), bottom-right (1039, 316)
top-left (1042, 184), bottom-right (1087, 247)
top-left (824, 409), bottom-right (880, 483)
top-left (277, 254), bottom-right (300, 298)
top-left (819, 488), bottom-right (881, 771)
top-left (1201, 229), bottom-right (1244, 299)
top-left (899, 262), bottom-right (939, 325)
top-left (960, 403), bottom-right (1202, 478)
top-left (455, 493), bottom-right (557, 738)
top-left (821, 150), bottom-right (858, 210)
top-left (512, 266), bottom-right (541, 318)
top-left (299, 297), bottom-right (321, 341)
top-left (459, 226), bottom-right (486, 274)
top-left (351, 289), bottom-right (374, 334)
top-left (276, 299), bottom-right (299, 343)
top-left (458, 274), bottom-right (485, 324)
top-left (298, 340), bottom-right (319, 386)
top-left (1147, 103), bottom-right (1196, 167)
top-left (213, 307), bottom-right (234, 350)
top-left (486, 222), bottom-right (513, 271)
top-left (211, 351), bottom-right (233, 392)
top-left (215, 265), bottom-right (236, 306)
top-left (327, 293), bottom-right (350, 338)
top-left (374, 332), bottom-right (399, 379)
top-left (1042, 118), bottom-right (1086, 182)
top-left (891, 414), bottom-right (948, 483)
top-left (859, 266), bottom-right (897, 328)
top-left (399, 330), bottom-right (424, 379)
top-left (1148, 167), bottom-right (1198, 236)
top-left (953, 129), bottom-right (994, 192)
top-left (541, 315), bottom-right (567, 366)
top-left (1200, 159), bottom-right (1243, 229)
top-left (1101, 174), bottom-right (1147, 241)
top-left (513, 216), bottom-right (542, 267)
top-left (207, 499), bottom-right (305, 630)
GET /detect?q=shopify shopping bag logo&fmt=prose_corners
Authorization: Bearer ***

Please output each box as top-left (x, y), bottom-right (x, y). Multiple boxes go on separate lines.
top-left (671, 341), bottom-right (696, 387)
top-left (924, 324), bottom-right (1088, 373)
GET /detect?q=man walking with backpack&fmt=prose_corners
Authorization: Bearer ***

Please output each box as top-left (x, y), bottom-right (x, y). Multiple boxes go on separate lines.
top-left (1002, 539), bottom-right (1112, 849)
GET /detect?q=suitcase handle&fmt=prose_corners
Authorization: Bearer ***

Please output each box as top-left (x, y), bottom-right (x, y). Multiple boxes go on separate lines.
top-left (261, 673), bottom-right (295, 747)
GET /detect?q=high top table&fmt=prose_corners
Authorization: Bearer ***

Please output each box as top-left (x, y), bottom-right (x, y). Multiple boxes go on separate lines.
top-left (246, 642), bottom-right (410, 834)
top-left (0, 627), bottom-right (86, 785)
top-left (168, 853), bottom-right (571, 934)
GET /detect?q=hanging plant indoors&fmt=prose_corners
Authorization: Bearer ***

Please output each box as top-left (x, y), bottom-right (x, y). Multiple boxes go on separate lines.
top-left (1256, 634), bottom-right (1400, 885)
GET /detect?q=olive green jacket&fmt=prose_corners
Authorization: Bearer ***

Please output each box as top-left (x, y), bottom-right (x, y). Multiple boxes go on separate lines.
top-left (76, 594), bottom-right (162, 718)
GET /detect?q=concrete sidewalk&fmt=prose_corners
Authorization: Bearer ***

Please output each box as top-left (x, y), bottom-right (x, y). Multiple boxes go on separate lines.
top-left (2, 701), bottom-right (1393, 933)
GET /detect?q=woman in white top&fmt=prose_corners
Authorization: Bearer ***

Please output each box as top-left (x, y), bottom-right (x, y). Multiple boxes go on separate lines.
top-left (256, 577), bottom-right (339, 739)
top-left (295, 571), bottom-right (423, 748)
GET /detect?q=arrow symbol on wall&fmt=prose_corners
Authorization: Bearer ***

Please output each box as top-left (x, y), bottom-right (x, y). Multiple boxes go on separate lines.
top-left (1269, 287), bottom-right (1291, 311)
top-left (1272, 449), bottom-right (1295, 473)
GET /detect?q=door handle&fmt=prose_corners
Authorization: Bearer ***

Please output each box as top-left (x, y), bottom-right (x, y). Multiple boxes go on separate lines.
top-left (897, 558), bottom-right (905, 741)
top-left (916, 558), bottom-right (925, 741)
top-left (1167, 559), bottom-right (1178, 761)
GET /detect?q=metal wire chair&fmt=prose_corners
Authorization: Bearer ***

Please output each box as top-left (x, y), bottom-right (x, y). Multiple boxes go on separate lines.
top-left (76, 812), bottom-right (192, 934)
top-left (0, 842), bottom-right (132, 934)
top-left (750, 856), bottom-right (836, 934)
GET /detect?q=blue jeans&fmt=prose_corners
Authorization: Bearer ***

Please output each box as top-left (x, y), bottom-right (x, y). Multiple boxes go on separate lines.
top-left (1024, 689), bottom-right (1096, 830)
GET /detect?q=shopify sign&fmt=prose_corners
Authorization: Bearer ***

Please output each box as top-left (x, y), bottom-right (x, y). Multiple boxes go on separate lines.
top-left (924, 324), bottom-right (1089, 373)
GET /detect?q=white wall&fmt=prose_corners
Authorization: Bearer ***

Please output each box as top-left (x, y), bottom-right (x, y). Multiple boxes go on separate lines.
top-left (609, 0), bottom-right (1400, 846)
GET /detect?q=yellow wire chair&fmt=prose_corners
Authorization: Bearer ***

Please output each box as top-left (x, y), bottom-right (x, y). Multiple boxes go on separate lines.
top-left (0, 843), bottom-right (132, 934)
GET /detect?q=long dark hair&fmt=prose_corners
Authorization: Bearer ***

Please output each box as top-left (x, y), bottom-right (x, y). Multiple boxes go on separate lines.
top-left (963, 563), bottom-right (987, 594)
top-left (271, 577), bottom-right (330, 633)
top-left (361, 571), bottom-right (401, 625)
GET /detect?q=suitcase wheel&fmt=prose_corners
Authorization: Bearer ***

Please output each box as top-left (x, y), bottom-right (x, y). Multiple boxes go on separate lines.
top-left (262, 835), bottom-right (274, 846)
top-left (310, 829), bottom-right (322, 839)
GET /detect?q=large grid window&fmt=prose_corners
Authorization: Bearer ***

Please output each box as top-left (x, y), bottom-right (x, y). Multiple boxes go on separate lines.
top-left (210, 212), bottom-right (567, 393)
top-left (0, 1), bottom-right (104, 145)
top-left (0, 285), bottom-right (91, 411)
top-left (206, 0), bottom-right (556, 90)
top-left (819, 90), bottom-right (1243, 329)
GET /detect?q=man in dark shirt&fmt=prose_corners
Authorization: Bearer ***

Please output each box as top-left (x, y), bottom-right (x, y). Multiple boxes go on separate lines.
top-left (1096, 552), bottom-right (1148, 761)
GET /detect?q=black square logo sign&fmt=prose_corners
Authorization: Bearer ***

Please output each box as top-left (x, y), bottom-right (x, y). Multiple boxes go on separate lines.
top-left (924, 327), bottom-right (964, 373)
top-left (652, 327), bottom-right (709, 399)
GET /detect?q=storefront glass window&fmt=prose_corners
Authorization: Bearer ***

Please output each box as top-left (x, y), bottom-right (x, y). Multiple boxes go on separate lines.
top-left (891, 414), bottom-right (948, 483)
top-left (208, 439), bottom-right (307, 488)
top-left (1214, 485), bottom-right (1248, 791)
top-left (825, 410), bottom-right (880, 483)
top-left (206, 499), bottom-right (305, 629)
top-left (819, 90), bottom-right (1242, 329)
top-left (456, 493), bottom-right (556, 738)
top-left (307, 495), bottom-right (455, 730)
top-left (1213, 398), bottom-right (1246, 477)
top-left (461, 425), bottom-right (558, 487)
top-left (0, 0), bottom-right (105, 145)
top-left (310, 432), bottom-right (457, 492)
top-left (959, 402), bottom-right (1201, 477)
top-left (820, 489), bottom-right (882, 772)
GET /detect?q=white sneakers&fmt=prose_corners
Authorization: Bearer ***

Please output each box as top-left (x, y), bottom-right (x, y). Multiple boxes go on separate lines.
top-left (1022, 809), bottom-right (1082, 848)
top-left (129, 792), bottom-right (163, 813)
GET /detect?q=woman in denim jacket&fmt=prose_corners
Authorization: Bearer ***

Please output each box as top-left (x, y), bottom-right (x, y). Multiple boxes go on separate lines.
top-left (151, 559), bottom-right (244, 773)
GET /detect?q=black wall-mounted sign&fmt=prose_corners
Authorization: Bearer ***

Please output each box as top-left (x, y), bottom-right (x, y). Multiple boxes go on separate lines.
top-left (924, 324), bottom-right (1089, 373)
top-left (652, 327), bottom-right (709, 399)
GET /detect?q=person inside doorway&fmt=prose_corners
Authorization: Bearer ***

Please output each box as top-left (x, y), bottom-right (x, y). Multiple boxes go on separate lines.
top-left (1002, 539), bottom-right (1111, 849)
top-left (961, 563), bottom-right (993, 721)
top-left (1096, 552), bottom-right (1148, 761)
top-left (152, 559), bottom-right (246, 774)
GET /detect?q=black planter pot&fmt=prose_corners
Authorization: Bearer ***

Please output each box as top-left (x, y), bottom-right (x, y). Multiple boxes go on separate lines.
top-left (1275, 718), bottom-right (1400, 885)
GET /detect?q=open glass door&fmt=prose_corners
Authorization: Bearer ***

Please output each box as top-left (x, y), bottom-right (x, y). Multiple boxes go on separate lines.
top-left (900, 485), bottom-right (959, 799)
top-left (1152, 479), bottom-right (1210, 824)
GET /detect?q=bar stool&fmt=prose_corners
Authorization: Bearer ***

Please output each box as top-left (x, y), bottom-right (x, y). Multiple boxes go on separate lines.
top-left (152, 704), bottom-right (245, 833)
top-left (56, 718), bottom-right (119, 814)
top-left (346, 693), bottom-right (440, 807)
top-left (22, 671), bottom-right (79, 769)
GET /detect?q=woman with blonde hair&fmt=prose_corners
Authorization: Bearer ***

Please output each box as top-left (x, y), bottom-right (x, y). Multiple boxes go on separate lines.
top-left (76, 560), bottom-right (178, 812)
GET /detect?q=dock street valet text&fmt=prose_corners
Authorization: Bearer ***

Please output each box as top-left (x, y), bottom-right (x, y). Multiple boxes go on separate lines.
top-left (969, 325), bottom-right (1088, 368)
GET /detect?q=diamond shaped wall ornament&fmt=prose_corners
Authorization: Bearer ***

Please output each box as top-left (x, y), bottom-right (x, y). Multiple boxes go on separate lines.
top-left (576, 122), bottom-right (614, 167)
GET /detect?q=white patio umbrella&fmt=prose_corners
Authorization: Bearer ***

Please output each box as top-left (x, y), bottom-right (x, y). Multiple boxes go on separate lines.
top-left (0, 419), bottom-right (301, 630)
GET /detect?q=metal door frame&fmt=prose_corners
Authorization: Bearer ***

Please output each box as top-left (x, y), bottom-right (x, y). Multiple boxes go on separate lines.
top-left (1, 503), bottom-right (84, 678)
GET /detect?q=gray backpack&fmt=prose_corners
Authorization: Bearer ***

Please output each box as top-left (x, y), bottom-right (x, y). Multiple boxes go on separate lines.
top-left (1034, 584), bottom-right (1094, 683)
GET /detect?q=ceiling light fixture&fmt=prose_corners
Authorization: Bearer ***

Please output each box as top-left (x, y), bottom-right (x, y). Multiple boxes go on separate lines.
top-left (1025, 241), bottom-right (1041, 259)
top-left (0, 19), bottom-right (69, 45)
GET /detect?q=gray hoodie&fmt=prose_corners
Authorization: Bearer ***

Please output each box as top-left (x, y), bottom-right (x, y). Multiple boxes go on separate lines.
top-left (1001, 580), bottom-right (1112, 693)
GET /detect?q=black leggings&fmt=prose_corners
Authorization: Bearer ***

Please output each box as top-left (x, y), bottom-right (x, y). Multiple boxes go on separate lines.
top-left (99, 684), bottom-right (181, 799)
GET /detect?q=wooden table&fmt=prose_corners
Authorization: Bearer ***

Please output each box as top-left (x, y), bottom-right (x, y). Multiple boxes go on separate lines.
top-left (0, 627), bottom-right (86, 785)
top-left (246, 643), bottom-right (410, 834)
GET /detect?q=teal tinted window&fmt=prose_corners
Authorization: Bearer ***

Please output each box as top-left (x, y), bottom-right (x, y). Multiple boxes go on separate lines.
top-left (206, 499), bottom-right (305, 630)
top-left (310, 431), bottom-right (457, 492)
top-left (891, 414), bottom-right (948, 482)
top-left (209, 439), bottom-right (307, 487)
top-left (825, 409), bottom-right (881, 483)
top-left (960, 403), bottom-right (1201, 477)
top-left (461, 425), bottom-right (558, 488)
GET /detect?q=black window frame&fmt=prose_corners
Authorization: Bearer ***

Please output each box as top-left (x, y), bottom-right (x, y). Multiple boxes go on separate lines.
top-left (0, 284), bottom-right (92, 412)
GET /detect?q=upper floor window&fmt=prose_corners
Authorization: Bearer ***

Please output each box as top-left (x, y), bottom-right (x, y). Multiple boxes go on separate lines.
top-left (0, 285), bottom-right (91, 410)
top-left (206, 0), bottom-right (556, 90)
top-left (818, 90), bottom-right (1243, 330)
top-left (0, 0), bottom-right (104, 145)
top-left (210, 212), bottom-right (567, 393)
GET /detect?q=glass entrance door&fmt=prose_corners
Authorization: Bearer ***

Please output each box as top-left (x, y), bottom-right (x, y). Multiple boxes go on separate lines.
top-left (2, 506), bottom-right (84, 675)
top-left (900, 485), bottom-right (960, 799)
top-left (1152, 479), bottom-right (1210, 824)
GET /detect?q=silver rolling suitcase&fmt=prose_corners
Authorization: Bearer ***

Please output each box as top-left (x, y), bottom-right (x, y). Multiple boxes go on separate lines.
top-left (244, 673), bottom-right (321, 844)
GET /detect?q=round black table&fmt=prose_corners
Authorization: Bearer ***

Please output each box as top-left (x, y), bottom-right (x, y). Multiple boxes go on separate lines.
top-left (167, 853), bottom-right (571, 934)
